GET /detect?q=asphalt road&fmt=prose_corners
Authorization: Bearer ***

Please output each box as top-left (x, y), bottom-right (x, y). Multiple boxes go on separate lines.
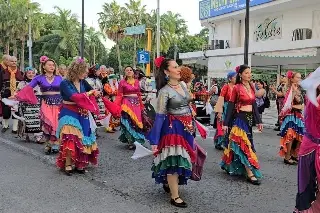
top-left (0, 126), bottom-right (297, 213)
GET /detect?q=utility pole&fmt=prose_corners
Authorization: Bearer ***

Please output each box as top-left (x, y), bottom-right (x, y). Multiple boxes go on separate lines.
top-left (156, 0), bottom-right (160, 57)
top-left (80, 0), bottom-right (85, 58)
top-left (27, 3), bottom-right (32, 67)
top-left (244, 0), bottom-right (249, 65)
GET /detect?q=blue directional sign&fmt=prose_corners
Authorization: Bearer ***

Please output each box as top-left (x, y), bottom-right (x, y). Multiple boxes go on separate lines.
top-left (137, 51), bottom-right (150, 64)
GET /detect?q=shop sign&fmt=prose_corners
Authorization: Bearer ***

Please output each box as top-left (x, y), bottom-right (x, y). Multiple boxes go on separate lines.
top-left (254, 17), bottom-right (282, 42)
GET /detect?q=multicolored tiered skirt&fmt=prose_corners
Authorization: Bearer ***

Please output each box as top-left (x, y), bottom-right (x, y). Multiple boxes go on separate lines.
top-left (279, 109), bottom-right (304, 158)
top-left (152, 114), bottom-right (196, 185)
top-left (56, 105), bottom-right (99, 169)
top-left (220, 111), bottom-right (262, 179)
top-left (119, 96), bottom-right (145, 145)
top-left (214, 102), bottom-right (229, 149)
top-left (41, 95), bottom-right (62, 151)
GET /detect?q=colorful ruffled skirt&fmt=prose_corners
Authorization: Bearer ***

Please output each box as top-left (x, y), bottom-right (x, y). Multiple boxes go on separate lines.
top-left (41, 95), bottom-right (62, 150)
top-left (119, 96), bottom-right (145, 145)
top-left (294, 133), bottom-right (320, 213)
top-left (56, 105), bottom-right (99, 169)
top-left (279, 110), bottom-right (304, 158)
top-left (220, 111), bottom-right (262, 179)
top-left (214, 102), bottom-right (229, 149)
top-left (152, 114), bottom-right (196, 185)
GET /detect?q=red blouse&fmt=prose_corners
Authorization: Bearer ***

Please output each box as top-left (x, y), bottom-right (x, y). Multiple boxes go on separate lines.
top-left (220, 84), bottom-right (234, 102)
top-left (230, 84), bottom-right (256, 112)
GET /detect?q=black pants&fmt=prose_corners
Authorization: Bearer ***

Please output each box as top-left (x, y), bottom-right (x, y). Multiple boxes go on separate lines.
top-left (1, 102), bottom-right (19, 119)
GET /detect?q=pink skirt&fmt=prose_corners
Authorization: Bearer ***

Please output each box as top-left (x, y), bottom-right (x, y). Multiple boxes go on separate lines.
top-left (40, 100), bottom-right (60, 143)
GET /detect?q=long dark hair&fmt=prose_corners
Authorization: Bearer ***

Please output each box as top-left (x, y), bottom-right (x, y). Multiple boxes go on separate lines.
top-left (123, 66), bottom-right (134, 80)
top-left (155, 58), bottom-right (174, 93)
top-left (235, 64), bottom-right (250, 84)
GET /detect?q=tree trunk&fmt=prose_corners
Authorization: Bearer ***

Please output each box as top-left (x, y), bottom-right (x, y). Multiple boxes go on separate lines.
top-left (20, 37), bottom-right (25, 71)
top-left (133, 35), bottom-right (137, 68)
top-left (13, 40), bottom-right (18, 58)
top-left (5, 41), bottom-right (10, 55)
top-left (173, 42), bottom-right (177, 61)
top-left (93, 45), bottom-right (96, 65)
top-left (116, 42), bottom-right (122, 73)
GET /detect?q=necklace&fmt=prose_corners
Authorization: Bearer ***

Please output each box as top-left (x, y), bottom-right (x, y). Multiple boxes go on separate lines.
top-left (45, 74), bottom-right (54, 81)
top-left (168, 82), bottom-right (180, 89)
top-left (126, 78), bottom-right (135, 86)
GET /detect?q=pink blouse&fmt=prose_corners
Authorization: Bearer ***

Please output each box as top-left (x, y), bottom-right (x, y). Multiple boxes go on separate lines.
top-left (118, 79), bottom-right (140, 95)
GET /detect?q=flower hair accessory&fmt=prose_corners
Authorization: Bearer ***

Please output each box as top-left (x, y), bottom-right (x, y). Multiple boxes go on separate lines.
top-left (287, 70), bottom-right (294, 79)
top-left (40, 56), bottom-right (49, 63)
top-left (154, 56), bottom-right (165, 68)
top-left (76, 57), bottom-right (84, 64)
top-left (235, 66), bottom-right (240, 73)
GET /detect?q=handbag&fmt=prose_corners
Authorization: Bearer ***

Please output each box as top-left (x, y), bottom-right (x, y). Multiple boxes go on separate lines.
top-left (190, 141), bottom-right (207, 181)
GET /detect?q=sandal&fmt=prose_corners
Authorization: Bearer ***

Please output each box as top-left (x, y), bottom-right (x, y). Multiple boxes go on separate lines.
top-left (291, 156), bottom-right (299, 162)
top-left (64, 165), bottom-right (73, 176)
top-left (170, 197), bottom-right (187, 208)
top-left (128, 145), bottom-right (135, 150)
top-left (163, 184), bottom-right (170, 193)
top-left (44, 146), bottom-right (51, 155)
top-left (284, 158), bottom-right (297, 165)
top-left (246, 175), bottom-right (261, 185)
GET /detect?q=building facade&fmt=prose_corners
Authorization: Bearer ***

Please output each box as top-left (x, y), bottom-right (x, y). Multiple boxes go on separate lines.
top-left (180, 0), bottom-right (320, 83)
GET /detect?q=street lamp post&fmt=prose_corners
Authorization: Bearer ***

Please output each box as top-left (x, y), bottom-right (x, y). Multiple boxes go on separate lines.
top-left (27, 3), bottom-right (33, 67)
top-left (80, 0), bottom-right (85, 59)
top-left (244, 0), bottom-right (249, 65)
top-left (156, 0), bottom-right (160, 58)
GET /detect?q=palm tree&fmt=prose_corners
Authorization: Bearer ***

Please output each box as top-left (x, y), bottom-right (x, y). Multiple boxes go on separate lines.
top-left (124, 0), bottom-right (146, 68)
top-left (38, 6), bottom-right (80, 60)
top-left (85, 27), bottom-right (106, 65)
top-left (98, 0), bottom-right (127, 72)
top-left (162, 11), bottom-right (188, 60)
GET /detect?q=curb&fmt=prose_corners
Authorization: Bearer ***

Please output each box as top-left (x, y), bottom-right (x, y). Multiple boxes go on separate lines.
top-left (0, 137), bottom-right (55, 166)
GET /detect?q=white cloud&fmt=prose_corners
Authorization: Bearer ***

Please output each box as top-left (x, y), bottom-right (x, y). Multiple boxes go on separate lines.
top-left (34, 0), bottom-right (202, 49)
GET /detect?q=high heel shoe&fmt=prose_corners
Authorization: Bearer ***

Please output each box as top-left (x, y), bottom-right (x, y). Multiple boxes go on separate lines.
top-left (246, 175), bottom-right (261, 185)
top-left (170, 197), bottom-right (188, 208)
top-left (74, 168), bottom-right (86, 174)
top-left (64, 165), bottom-right (73, 176)
top-left (163, 184), bottom-right (170, 193)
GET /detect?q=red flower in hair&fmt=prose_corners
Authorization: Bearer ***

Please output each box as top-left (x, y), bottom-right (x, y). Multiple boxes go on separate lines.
top-left (287, 70), bottom-right (294, 79)
top-left (40, 55), bottom-right (49, 63)
top-left (154, 56), bottom-right (165, 68)
top-left (235, 66), bottom-right (240, 73)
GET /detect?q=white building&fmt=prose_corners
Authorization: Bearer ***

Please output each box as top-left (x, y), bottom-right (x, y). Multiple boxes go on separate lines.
top-left (180, 0), bottom-right (320, 83)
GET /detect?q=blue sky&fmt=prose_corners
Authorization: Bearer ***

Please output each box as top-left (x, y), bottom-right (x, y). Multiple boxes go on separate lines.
top-left (34, 0), bottom-right (202, 48)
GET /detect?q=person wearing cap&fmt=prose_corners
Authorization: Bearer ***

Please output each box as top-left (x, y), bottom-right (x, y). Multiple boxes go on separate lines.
top-left (103, 74), bottom-right (120, 133)
top-left (213, 71), bottom-right (237, 150)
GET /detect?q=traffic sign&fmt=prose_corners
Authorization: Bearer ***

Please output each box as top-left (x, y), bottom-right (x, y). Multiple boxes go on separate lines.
top-left (137, 51), bottom-right (150, 64)
top-left (125, 25), bottom-right (146, 36)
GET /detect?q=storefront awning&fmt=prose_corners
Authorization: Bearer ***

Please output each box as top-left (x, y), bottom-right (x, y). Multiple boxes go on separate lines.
top-left (254, 48), bottom-right (318, 58)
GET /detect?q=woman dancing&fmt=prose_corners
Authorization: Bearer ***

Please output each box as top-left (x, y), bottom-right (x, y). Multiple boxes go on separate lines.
top-left (56, 58), bottom-right (100, 176)
top-left (279, 71), bottom-right (304, 165)
top-left (115, 66), bottom-right (145, 150)
top-left (16, 67), bottom-right (42, 142)
top-left (221, 65), bottom-right (263, 185)
top-left (213, 71), bottom-right (236, 150)
top-left (294, 67), bottom-right (320, 212)
top-left (147, 57), bottom-right (196, 208)
top-left (16, 56), bottom-right (63, 154)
